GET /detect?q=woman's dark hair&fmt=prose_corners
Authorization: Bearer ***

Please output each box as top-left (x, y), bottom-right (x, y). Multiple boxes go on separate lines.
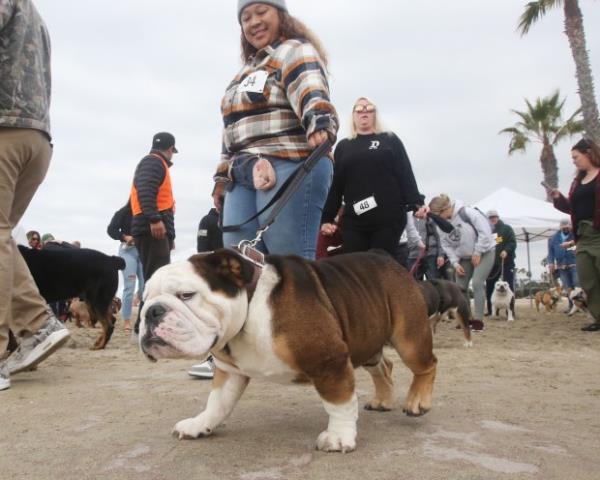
top-left (572, 138), bottom-right (600, 169)
top-left (240, 10), bottom-right (328, 66)
top-left (26, 230), bottom-right (41, 241)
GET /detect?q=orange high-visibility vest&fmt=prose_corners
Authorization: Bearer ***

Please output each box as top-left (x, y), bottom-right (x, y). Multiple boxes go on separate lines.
top-left (130, 155), bottom-right (174, 216)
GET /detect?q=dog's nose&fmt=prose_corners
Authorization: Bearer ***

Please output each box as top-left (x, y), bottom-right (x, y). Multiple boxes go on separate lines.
top-left (146, 304), bottom-right (167, 326)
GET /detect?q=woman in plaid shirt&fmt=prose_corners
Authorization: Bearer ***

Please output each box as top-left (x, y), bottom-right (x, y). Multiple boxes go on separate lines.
top-left (214, 1), bottom-right (338, 259)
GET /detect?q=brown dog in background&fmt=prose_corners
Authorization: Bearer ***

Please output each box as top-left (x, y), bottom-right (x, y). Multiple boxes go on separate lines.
top-left (68, 297), bottom-right (122, 329)
top-left (535, 286), bottom-right (562, 313)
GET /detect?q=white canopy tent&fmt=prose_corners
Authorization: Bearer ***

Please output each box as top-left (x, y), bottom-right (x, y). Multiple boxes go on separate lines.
top-left (474, 187), bottom-right (570, 278)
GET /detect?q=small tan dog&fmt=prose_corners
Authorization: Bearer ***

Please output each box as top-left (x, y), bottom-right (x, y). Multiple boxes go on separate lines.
top-left (534, 286), bottom-right (562, 313)
top-left (68, 298), bottom-right (92, 328)
top-left (68, 297), bottom-right (122, 328)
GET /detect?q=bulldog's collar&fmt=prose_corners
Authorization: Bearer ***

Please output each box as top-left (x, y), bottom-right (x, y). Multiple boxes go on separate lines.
top-left (246, 262), bottom-right (262, 302)
top-left (235, 242), bottom-right (265, 303)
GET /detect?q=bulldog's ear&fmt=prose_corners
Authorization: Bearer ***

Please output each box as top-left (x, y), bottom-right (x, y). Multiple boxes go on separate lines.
top-left (190, 249), bottom-right (255, 295)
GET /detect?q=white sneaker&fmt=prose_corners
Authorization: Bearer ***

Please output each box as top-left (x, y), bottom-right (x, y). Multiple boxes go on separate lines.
top-left (5, 315), bottom-right (70, 375)
top-left (188, 358), bottom-right (214, 379)
top-left (0, 363), bottom-right (10, 391)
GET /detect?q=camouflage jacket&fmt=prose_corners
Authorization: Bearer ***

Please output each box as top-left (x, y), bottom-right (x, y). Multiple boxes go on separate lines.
top-left (0, 0), bottom-right (51, 137)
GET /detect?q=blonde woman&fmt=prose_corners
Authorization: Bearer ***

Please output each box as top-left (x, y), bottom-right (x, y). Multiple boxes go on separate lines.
top-left (429, 194), bottom-right (496, 330)
top-left (321, 97), bottom-right (427, 258)
top-left (215, 0), bottom-right (338, 259)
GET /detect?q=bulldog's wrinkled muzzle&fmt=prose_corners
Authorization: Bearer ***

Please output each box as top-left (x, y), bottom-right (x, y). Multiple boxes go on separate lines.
top-left (140, 302), bottom-right (170, 361)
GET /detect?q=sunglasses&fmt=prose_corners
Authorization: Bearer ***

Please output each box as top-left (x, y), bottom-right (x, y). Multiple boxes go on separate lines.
top-left (353, 104), bottom-right (376, 114)
top-left (30, 237), bottom-right (40, 241)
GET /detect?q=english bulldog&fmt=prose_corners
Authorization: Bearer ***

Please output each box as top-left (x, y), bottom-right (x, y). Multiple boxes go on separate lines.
top-left (139, 249), bottom-right (437, 453)
top-left (535, 286), bottom-right (562, 313)
top-left (567, 287), bottom-right (589, 316)
top-left (491, 280), bottom-right (515, 322)
top-left (419, 279), bottom-right (473, 347)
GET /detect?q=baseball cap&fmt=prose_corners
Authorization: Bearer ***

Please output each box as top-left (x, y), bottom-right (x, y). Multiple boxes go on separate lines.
top-left (559, 218), bottom-right (571, 227)
top-left (41, 233), bottom-right (54, 243)
top-left (487, 209), bottom-right (499, 218)
top-left (152, 132), bottom-right (178, 153)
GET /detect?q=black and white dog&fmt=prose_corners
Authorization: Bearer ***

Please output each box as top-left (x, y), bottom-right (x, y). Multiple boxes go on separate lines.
top-left (567, 287), bottom-right (589, 316)
top-left (491, 280), bottom-right (515, 322)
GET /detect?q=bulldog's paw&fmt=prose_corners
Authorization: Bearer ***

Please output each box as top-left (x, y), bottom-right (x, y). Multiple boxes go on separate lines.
top-left (316, 429), bottom-right (356, 453)
top-left (364, 399), bottom-right (392, 412)
top-left (172, 417), bottom-right (214, 440)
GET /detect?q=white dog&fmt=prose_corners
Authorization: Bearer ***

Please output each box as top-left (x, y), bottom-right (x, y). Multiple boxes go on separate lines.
top-left (491, 280), bottom-right (515, 321)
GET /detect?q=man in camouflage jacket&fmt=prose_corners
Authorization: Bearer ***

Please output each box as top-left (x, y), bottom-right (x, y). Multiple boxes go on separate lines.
top-left (0, 0), bottom-right (70, 391)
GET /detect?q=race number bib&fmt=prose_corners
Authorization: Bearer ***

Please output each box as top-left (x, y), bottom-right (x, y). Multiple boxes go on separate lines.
top-left (238, 71), bottom-right (269, 94)
top-left (353, 196), bottom-right (378, 216)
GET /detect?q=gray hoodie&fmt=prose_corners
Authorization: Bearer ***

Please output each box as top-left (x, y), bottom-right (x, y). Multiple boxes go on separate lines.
top-left (438, 200), bottom-right (495, 266)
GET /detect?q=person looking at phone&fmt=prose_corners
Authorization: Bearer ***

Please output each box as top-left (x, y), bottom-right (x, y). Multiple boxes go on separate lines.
top-left (546, 138), bottom-right (600, 331)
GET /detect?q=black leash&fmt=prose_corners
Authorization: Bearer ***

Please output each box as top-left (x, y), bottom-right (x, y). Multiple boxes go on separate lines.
top-left (222, 140), bottom-right (332, 235)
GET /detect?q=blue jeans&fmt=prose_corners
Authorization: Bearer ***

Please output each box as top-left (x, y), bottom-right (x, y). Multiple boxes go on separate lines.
top-left (119, 244), bottom-right (144, 321)
top-left (558, 266), bottom-right (578, 289)
top-left (222, 156), bottom-right (333, 259)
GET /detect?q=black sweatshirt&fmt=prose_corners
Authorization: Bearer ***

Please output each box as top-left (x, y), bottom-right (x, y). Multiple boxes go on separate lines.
top-left (322, 132), bottom-right (424, 229)
top-left (107, 203), bottom-right (133, 242)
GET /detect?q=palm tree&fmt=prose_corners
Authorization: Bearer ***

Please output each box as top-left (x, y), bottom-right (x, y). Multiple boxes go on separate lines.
top-left (518, 0), bottom-right (600, 144)
top-left (500, 91), bottom-right (583, 200)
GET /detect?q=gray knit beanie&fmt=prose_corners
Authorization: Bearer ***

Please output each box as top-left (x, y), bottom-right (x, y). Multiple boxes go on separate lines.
top-left (238, 0), bottom-right (288, 23)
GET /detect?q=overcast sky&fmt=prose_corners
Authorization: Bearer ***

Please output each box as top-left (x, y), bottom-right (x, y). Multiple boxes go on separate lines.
top-left (18, 0), bottom-right (600, 278)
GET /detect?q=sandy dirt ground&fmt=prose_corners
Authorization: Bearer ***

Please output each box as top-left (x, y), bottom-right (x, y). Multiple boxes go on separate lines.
top-left (2, 299), bottom-right (600, 480)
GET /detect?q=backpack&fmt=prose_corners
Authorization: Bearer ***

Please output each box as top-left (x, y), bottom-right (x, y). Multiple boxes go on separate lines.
top-left (457, 207), bottom-right (488, 240)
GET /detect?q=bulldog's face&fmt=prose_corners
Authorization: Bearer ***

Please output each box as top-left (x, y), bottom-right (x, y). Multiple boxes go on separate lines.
top-left (139, 250), bottom-right (255, 362)
top-left (494, 281), bottom-right (511, 294)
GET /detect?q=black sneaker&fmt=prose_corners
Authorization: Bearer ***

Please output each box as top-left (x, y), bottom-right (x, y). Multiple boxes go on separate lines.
top-left (581, 322), bottom-right (600, 332)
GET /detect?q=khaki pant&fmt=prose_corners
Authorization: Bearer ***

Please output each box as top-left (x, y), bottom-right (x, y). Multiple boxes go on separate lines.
top-left (0, 128), bottom-right (53, 356)
top-left (576, 222), bottom-right (600, 321)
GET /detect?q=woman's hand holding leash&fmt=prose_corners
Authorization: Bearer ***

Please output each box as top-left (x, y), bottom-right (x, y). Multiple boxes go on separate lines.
top-left (321, 223), bottom-right (338, 236)
top-left (308, 130), bottom-right (330, 149)
top-left (414, 205), bottom-right (429, 219)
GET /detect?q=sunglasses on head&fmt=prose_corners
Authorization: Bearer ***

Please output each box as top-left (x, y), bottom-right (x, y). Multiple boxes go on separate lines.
top-left (353, 104), bottom-right (376, 114)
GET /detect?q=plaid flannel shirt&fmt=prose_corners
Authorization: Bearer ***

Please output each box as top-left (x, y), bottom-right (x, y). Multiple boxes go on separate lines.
top-left (220, 38), bottom-right (338, 164)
